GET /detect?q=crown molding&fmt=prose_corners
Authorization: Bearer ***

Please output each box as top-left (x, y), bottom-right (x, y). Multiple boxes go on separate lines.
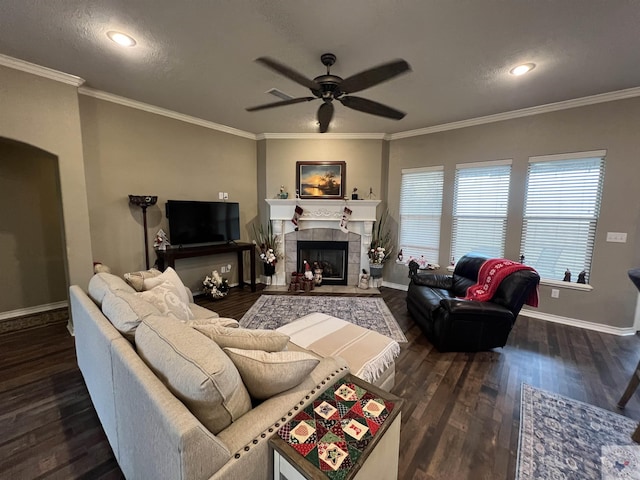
top-left (78, 86), bottom-right (256, 140)
top-left (4, 50), bottom-right (638, 140)
top-left (0, 53), bottom-right (84, 86)
top-left (389, 86), bottom-right (640, 140)
top-left (256, 132), bottom-right (388, 140)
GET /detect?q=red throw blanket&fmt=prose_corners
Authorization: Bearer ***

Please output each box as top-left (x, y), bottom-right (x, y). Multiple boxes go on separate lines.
top-left (465, 258), bottom-right (539, 307)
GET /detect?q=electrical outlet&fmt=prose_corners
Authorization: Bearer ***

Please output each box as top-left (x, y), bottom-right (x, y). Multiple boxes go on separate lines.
top-left (218, 192), bottom-right (224, 200)
top-left (551, 289), bottom-right (560, 298)
top-left (223, 192), bottom-right (229, 200)
top-left (220, 265), bottom-right (228, 273)
top-left (606, 232), bottom-right (627, 243)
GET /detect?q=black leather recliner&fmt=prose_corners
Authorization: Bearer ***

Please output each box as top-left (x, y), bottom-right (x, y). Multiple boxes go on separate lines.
top-left (406, 253), bottom-right (540, 352)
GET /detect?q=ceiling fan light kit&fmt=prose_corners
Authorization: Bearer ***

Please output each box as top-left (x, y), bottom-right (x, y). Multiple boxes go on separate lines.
top-left (246, 53), bottom-right (411, 133)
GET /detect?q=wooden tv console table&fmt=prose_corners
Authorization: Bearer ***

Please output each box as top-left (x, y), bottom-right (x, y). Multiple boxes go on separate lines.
top-left (156, 242), bottom-right (256, 292)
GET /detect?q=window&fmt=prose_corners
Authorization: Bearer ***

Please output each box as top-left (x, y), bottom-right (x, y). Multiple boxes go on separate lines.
top-left (399, 166), bottom-right (444, 263)
top-left (521, 151), bottom-right (605, 282)
top-left (451, 160), bottom-right (511, 262)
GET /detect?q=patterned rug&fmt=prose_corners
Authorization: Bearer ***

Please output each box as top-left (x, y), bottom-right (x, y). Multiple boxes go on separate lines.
top-left (517, 383), bottom-right (640, 480)
top-left (239, 295), bottom-right (407, 343)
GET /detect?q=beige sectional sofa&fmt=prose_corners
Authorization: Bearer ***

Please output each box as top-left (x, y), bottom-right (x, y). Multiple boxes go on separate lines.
top-left (69, 271), bottom-right (350, 480)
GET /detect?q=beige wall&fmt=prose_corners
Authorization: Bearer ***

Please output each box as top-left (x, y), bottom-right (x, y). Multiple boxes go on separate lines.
top-left (79, 97), bottom-right (257, 292)
top-left (0, 139), bottom-right (66, 311)
top-left (0, 65), bottom-right (93, 311)
top-left (261, 138), bottom-right (386, 210)
top-left (387, 97), bottom-right (640, 328)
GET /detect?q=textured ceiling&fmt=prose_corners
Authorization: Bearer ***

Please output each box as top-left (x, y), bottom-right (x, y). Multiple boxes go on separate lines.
top-left (1, 1), bottom-right (639, 135)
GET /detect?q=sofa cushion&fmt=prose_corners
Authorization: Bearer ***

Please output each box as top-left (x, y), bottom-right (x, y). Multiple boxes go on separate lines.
top-left (88, 272), bottom-right (135, 306)
top-left (137, 281), bottom-right (194, 322)
top-left (193, 325), bottom-right (289, 352)
top-left (223, 348), bottom-right (319, 400)
top-left (123, 268), bottom-right (162, 291)
top-left (189, 303), bottom-right (222, 321)
top-left (143, 267), bottom-right (191, 306)
top-left (136, 316), bottom-right (252, 434)
top-left (187, 317), bottom-right (238, 328)
top-left (101, 290), bottom-right (162, 341)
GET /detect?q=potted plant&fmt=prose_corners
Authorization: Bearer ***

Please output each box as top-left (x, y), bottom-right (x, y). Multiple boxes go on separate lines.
top-left (252, 222), bottom-right (281, 277)
top-left (368, 210), bottom-right (394, 278)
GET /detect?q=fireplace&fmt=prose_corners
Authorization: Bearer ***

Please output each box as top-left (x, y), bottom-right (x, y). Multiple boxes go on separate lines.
top-left (266, 198), bottom-right (381, 286)
top-left (297, 240), bottom-right (349, 285)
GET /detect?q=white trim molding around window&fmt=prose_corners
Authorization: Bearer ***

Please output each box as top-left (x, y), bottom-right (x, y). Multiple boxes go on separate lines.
top-left (399, 166), bottom-right (444, 264)
top-left (451, 159), bottom-right (512, 263)
top-left (521, 150), bottom-right (606, 284)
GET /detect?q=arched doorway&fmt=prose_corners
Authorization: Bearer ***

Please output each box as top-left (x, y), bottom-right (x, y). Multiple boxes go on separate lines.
top-left (0, 137), bottom-right (67, 314)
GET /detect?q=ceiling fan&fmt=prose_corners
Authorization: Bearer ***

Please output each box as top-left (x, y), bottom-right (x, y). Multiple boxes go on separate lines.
top-left (246, 53), bottom-right (411, 133)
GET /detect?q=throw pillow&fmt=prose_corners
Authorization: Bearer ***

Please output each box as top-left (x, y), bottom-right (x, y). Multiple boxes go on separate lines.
top-left (143, 267), bottom-right (191, 306)
top-left (193, 325), bottom-right (289, 352)
top-left (137, 280), bottom-right (194, 322)
top-left (123, 268), bottom-right (162, 292)
top-left (101, 290), bottom-right (162, 341)
top-left (136, 316), bottom-right (252, 434)
top-left (223, 348), bottom-right (319, 400)
top-left (88, 272), bottom-right (135, 306)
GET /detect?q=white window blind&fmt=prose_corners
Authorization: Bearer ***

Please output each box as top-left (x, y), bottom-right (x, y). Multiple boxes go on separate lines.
top-left (399, 167), bottom-right (444, 263)
top-left (521, 153), bottom-right (605, 282)
top-left (451, 161), bottom-right (511, 262)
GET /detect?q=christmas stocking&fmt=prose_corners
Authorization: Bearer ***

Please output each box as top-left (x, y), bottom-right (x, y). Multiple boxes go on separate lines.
top-left (292, 205), bottom-right (304, 227)
top-left (340, 207), bottom-right (352, 233)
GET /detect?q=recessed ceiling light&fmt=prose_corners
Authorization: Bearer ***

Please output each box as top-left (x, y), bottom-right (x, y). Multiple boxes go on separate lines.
top-left (510, 63), bottom-right (536, 76)
top-left (107, 31), bottom-right (137, 47)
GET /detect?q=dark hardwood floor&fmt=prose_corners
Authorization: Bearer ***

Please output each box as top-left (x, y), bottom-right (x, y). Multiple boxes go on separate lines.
top-left (2, 286), bottom-right (640, 479)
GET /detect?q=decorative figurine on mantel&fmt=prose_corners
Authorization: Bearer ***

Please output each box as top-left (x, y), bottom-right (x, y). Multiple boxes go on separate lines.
top-left (351, 187), bottom-right (358, 200)
top-left (278, 185), bottom-right (288, 199)
top-left (153, 229), bottom-right (170, 251)
top-left (563, 269), bottom-right (571, 282)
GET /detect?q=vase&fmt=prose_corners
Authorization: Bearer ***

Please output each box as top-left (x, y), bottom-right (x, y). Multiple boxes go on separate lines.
top-left (369, 263), bottom-right (384, 278)
top-left (263, 263), bottom-right (276, 277)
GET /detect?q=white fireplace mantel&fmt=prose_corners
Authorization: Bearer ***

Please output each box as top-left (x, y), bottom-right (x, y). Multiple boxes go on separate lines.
top-left (265, 199), bottom-right (381, 285)
top-left (265, 199), bottom-right (380, 223)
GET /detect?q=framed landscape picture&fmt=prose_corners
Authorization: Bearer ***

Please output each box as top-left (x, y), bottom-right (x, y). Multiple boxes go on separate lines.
top-left (296, 161), bottom-right (346, 199)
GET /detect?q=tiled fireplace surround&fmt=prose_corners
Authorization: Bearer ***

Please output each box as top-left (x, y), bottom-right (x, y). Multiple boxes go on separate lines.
top-left (265, 199), bottom-right (381, 286)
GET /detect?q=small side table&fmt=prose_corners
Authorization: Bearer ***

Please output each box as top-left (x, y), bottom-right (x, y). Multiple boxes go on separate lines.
top-left (270, 374), bottom-right (403, 480)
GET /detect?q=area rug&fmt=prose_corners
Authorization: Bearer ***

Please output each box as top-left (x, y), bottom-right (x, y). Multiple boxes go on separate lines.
top-left (239, 295), bottom-right (407, 343)
top-left (516, 383), bottom-right (640, 480)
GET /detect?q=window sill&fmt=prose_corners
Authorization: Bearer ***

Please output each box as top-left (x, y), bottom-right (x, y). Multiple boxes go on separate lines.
top-left (444, 266), bottom-right (593, 291)
top-left (539, 278), bottom-right (593, 291)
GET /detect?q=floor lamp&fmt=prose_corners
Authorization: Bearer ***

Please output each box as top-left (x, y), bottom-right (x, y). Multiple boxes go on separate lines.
top-left (129, 195), bottom-right (158, 269)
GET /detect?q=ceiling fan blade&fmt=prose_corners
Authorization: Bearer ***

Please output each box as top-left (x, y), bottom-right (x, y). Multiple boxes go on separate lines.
top-left (339, 96), bottom-right (406, 120)
top-left (340, 59), bottom-right (411, 94)
top-left (256, 57), bottom-right (320, 91)
top-left (246, 97), bottom-right (316, 112)
top-left (317, 102), bottom-right (334, 133)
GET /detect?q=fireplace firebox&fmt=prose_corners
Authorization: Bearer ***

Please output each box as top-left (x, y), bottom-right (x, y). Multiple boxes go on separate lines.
top-left (297, 240), bottom-right (348, 285)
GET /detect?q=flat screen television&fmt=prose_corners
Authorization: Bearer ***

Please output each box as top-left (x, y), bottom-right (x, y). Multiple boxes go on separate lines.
top-left (166, 200), bottom-right (240, 246)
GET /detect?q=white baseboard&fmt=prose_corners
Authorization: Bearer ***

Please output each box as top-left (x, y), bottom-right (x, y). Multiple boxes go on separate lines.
top-left (0, 301), bottom-right (68, 321)
top-left (521, 308), bottom-right (636, 336)
top-left (382, 281), bottom-right (408, 291)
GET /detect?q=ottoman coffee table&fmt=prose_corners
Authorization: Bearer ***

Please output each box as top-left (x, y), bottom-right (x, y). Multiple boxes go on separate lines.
top-left (276, 312), bottom-right (401, 391)
top-left (270, 373), bottom-right (403, 480)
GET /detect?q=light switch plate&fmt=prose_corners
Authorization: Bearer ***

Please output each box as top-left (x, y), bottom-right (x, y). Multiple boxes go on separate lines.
top-left (606, 232), bottom-right (627, 243)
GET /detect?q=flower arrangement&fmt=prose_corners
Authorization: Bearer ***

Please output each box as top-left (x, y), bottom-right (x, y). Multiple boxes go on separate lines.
top-left (203, 270), bottom-right (229, 299)
top-left (368, 210), bottom-right (394, 264)
top-left (252, 222), bottom-right (280, 266)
